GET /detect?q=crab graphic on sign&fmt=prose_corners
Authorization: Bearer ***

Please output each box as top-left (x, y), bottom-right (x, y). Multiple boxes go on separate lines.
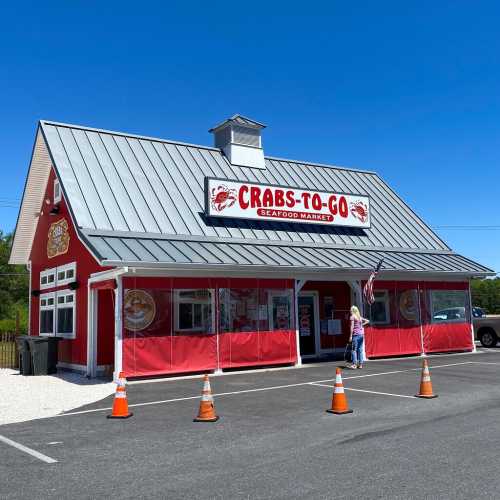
top-left (210, 184), bottom-right (237, 212)
top-left (47, 218), bottom-right (70, 258)
top-left (350, 201), bottom-right (369, 224)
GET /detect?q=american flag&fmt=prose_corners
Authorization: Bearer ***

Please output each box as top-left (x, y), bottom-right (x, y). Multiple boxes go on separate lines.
top-left (363, 259), bottom-right (384, 305)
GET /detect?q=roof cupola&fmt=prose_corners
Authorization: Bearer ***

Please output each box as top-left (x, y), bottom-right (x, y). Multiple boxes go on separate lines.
top-left (209, 114), bottom-right (266, 169)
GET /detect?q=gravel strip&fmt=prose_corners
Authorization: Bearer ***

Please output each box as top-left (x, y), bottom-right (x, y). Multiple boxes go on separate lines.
top-left (0, 369), bottom-right (115, 426)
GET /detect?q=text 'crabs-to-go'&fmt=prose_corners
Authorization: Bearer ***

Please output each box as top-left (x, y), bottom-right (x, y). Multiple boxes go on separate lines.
top-left (238, 185), bottom-right (349, 218)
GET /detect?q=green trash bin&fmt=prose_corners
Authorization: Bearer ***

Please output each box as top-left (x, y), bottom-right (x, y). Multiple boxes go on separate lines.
top-left (27, 337), bottom-right (61, 375)
top-left (15, 336), bottom-right (32, 375)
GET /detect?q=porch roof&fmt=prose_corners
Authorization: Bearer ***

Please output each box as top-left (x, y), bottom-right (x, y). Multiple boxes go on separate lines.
top-left (82, 231), bottom-right (492, 277)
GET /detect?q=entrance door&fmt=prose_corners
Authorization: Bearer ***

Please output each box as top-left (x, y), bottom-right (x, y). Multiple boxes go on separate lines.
top-left (298, 293), bottom-right (319, 356)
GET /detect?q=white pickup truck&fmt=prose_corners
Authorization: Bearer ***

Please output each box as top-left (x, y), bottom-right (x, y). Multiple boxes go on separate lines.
top-left (473, 310), bottom-right (500, 348)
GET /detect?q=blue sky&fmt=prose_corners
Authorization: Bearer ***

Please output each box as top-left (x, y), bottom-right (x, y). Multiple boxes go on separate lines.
top-left (1, 1), bottom-right (499, 272)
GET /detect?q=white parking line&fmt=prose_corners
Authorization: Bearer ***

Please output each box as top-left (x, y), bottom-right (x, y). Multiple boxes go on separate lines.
top-left (0, 435), bottom-right (58, 464)
top-left (468, 361), bottom-right (500, 365)
top-left (309, 382), bottom-right (416, 399)
top-left (60, 361), bottom-right (473, 417)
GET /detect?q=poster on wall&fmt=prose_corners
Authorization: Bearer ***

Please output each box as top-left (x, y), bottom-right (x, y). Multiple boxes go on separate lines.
top-left (47, 218), bottom-right (70, 258)
top-left (327, 319), bottom-right (342, 336)
top-left (299, 304), bottom-right (312, 336)
top-left (206, 178), bottom-right (371, 228)
top-left (324, 296), bottom-right (334, 319)
top-left (399, 290), bottom-right (419, 323)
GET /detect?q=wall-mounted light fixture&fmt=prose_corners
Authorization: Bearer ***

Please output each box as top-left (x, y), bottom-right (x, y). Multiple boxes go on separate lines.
top-left (68, 281), bottom-right (79, 290)
top-left (49, 204), bottom-right (60, 215)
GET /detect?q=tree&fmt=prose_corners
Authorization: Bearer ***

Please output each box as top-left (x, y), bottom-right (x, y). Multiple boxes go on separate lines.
top-left (471, 278), bottom-right (500, 315)
top-left (0, 231), bottom-right (29, 332)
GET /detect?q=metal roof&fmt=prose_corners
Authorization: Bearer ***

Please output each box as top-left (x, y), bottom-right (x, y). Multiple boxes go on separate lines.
top-left (83, 232), bottom-right (492, 276)
top-left (39, 121), bottom-right (449, 251)
top-left (10, 119), bottom-right (493, 276)
top-left (209, 114), bottom-right (266, 132)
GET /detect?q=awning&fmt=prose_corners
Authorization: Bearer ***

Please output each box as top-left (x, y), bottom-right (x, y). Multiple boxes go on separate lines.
top-left (83, 233), bottom-right (493, 277)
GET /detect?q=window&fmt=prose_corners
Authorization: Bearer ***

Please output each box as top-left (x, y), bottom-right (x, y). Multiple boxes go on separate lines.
top-left (219, 288), bottom-right (259, 333)
top-left (56, 290), bottom-right (76, 338)
top-left (40, 292), bottom-right (55, 336)
top-left (368, 290), bottom-right (390, 325)
top-left (39, 290), bottom-right (76, 338)
top-left (54, 179), bottom-right (61, 203)
top-left (56, 262), bottom-right (76, 286)
top-left (174, 290), bottom-right (213, 333)
top-left (39, 263), bottom-right (76, 290)
top-left (40, 268), bottom-right (56, 289)
top-left (431, 290), bottom-right (468, 323)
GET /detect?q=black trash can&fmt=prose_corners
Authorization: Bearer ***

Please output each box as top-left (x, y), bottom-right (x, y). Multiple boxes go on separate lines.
top-left (27, 337), bottom-right (61, 375)
top-left (15, 336), bottom-right (32, 375)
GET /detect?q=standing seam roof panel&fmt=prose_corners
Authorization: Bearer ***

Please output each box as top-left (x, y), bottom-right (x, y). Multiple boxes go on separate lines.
top-left (58, 127), bottom-right (113, 230)
top-left (99, 133), bottom-right (160, 233)
top-left (138, 140), bottom-right (195, 235)
top-left (112, 136), bottom-right (167, 233)
top-left (125, 138), bottom-right (178, 234)
top-left (174, 145), bottom-right (230, 240)
top-left (72, 129), bottom-right (129, 231)
top-left (86, 131), bottom-right (145, 232)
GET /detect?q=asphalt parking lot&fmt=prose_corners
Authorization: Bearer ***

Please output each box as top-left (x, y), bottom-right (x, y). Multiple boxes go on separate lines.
top-left (2, 348), bottom-right (500, 499)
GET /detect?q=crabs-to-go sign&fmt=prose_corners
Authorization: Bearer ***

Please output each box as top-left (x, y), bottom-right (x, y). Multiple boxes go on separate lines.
top-left (206, 178), bottom-right (370, 228)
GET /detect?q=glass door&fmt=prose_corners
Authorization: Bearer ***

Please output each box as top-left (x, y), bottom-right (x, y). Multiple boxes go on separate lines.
top-left (298, 293), bottom-right (318, 356)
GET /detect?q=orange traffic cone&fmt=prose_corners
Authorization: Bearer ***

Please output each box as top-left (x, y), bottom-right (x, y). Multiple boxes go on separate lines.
top-left (415, 360), bottom-right (438, 399)
top-left (326, 367), bottom-right (353, 415)
top-left (107, 372), bottom-right (133, 419)
top-left (193, 374), bottom-right (219, 422)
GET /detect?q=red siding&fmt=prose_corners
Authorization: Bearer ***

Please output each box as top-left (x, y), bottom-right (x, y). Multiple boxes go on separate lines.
top-left (29, 167), bottom-right (109, 367)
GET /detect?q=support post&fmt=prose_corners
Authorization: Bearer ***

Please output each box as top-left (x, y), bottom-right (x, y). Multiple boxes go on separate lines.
top-left (417, 284), bottom-right (427, 357)
top-left (294, 279), bottom-right (307, 367)
top-left (113, 275), bottom-right (123, 381)
top-left (468, 279), bottom-right (477, 353)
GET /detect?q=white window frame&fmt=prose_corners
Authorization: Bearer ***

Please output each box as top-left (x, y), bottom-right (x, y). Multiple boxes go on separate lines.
top-left (54, 178), bottom-right (61, 203)
top-left (39, 292), bottom-right (56, 337)
top-left (55, 289), bottom-right (76, 339)
top-left (39, 290), bottom-right (76, 339)
top-left (56, 262), bottom-right (76, 287)
top-left (40, 267), bottom-right (56, 290)
top-left (370, 290), bottom-right (391, 325)
top-left (174, 289), bottom-right (214, 333)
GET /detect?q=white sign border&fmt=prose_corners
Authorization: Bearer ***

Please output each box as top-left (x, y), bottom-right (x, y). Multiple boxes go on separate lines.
top-left (204, 177), bottom-right (371, 229)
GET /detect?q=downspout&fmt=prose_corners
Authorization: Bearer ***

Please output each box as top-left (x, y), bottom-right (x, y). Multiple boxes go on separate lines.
top-left (27, 261), bottom-right (32, 335)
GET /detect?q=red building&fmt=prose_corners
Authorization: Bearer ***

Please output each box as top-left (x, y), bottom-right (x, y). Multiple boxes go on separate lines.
top-left (9, 115), bottom-right (493, 378)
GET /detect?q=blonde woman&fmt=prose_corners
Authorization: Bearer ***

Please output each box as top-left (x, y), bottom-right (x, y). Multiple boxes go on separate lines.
top-left (349, 305), bottom-right (369, 369)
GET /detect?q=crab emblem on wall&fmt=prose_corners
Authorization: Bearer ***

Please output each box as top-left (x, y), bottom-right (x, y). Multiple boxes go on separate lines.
top-left (124, 289), bottom-right (156, 331)
top-left (47, 218), bottom-right (70, 258)
top-left (350, 201), bottom-right (369, 224)
top-left (210, 184), bottom-right (237, 212)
